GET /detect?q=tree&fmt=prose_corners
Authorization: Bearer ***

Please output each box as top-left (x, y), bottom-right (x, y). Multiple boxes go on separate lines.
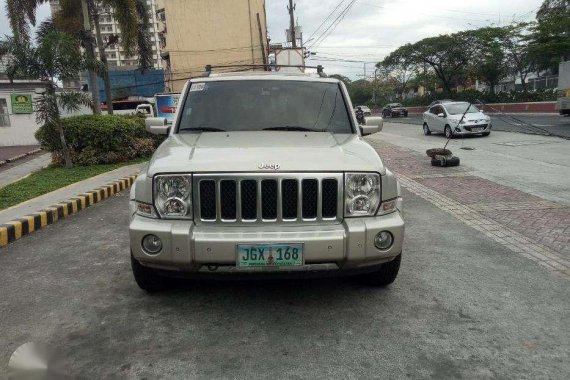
top-left (529, 0), bottom-right (570, 72)
top-left (87, 0), bottom-right (153, 114)
top-left (5, 0), bottom-right (154, 115)
top-left (381, 33), bottom-right (475, 95)
top-left (410, 32), bottom-right (475, 94)
top-left (467, 27), bottom-right (509, 94)
top-left (378, 44), bottom-right (416, 99)
top-left (501, 23), bottom-right (535, 93)
top-left (3, 31), bottom-right (93, 168)
top-left (349, 80), bottom-right (374, 105)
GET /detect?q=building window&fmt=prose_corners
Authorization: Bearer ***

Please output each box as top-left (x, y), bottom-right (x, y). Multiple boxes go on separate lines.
top-left (0, 98), bottom-right (10, 127)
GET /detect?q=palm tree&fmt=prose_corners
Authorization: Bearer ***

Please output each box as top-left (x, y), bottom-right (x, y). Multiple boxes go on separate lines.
top-left (87, 0), bottom-right (153, 114)
top-left (5, 0), bottom-right (154, 115)
top-left (3, 31), bottom-right (95, 168)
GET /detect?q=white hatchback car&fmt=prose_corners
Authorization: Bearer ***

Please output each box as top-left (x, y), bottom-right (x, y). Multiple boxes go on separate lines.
top-left (423, 102), bottom-right (492, 138)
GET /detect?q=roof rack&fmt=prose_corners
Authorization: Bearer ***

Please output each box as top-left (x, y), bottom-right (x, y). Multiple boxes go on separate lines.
top-left (203, 64), bottom-right (327, 78)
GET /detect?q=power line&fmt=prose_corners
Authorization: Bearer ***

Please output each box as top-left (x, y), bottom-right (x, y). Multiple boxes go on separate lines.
top-left (308, 0), bottom-right (359, 49)
top-left (305, 0), bottom-right (348, 43)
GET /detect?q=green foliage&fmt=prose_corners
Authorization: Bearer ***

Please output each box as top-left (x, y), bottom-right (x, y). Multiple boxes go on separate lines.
top-left (0, 158), bottom-right (148, 211)
top-left (530, 0), bottom-right (570, 72)
top-left (467, 27), bottom-right (510, 94)
top-left (35, 115), bottom-right (165, 166)
top-left (401, 88), bottom-right (558, 107)
top-left (378, 44), bottom-right (416, 97)
top-left (348, 80), bottom-right (374, 105)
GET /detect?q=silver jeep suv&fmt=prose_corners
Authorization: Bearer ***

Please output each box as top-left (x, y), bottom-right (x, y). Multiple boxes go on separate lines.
top-left (129, 72), bottom-right (404, 291)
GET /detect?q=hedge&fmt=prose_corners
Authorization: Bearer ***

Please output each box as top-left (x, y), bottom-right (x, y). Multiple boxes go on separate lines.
top-left (399, 89), bottom-right (557, 107)
top-left (35, 115), bottom-right (165, 166)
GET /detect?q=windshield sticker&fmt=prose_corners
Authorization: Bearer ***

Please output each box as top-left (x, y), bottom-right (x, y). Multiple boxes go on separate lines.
top-left (190, 83), bottom-right (206, 92)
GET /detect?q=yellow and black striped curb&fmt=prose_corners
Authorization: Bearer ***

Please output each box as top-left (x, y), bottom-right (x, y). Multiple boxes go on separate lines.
top-left (0, 175), bottom-right (137, 248)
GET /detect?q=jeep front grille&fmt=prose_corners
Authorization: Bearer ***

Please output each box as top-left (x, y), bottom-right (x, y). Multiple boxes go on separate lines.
top-left (193, 173), bottom-right (343, 224)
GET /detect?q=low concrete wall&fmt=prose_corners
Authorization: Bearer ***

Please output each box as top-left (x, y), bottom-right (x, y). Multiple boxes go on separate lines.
top-left (404, 101), bottom-right (557, 114)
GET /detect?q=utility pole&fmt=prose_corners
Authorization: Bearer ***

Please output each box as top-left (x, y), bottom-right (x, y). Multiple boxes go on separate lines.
top-left (288, 0), bottom-right (296, 47)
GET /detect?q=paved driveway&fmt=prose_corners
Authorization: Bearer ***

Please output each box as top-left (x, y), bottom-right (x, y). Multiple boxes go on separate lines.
top-left (0, 188), bottom-right (568, 379)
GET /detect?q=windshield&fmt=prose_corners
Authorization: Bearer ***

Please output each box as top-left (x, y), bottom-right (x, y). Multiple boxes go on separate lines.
top-left (178, 80), bottom-right (353, 133)
top-left (445, 103), bottom-right (480, 115)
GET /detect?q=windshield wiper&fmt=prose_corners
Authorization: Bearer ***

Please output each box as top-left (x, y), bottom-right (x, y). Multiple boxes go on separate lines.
top-left (181, 127), bottom-right (226, 132)
top-left (263, 126), bottom-right (322, 132)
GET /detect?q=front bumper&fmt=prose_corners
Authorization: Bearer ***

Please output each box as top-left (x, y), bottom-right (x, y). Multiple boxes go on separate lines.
top-left (129, 210), bottom-right (404, 275)
top-left (453, 123), bottom-right (492, 135)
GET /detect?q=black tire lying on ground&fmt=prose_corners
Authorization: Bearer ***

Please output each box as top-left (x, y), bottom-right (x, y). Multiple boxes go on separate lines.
top-left (431, 156), bottom-right (460, 167)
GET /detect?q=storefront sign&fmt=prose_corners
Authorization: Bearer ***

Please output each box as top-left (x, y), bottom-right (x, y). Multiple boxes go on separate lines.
top-left (11, 94), bottom-right (33, 114)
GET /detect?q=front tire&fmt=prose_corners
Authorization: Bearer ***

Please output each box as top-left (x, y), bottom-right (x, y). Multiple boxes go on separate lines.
top-left (445, 125), bottom-right (454, 139)
top-left (131, 254), bottom-right (170, 292)
top-left (423, 123), bottom-right (432, 135)
top-left (357, 254), bottom-right (401, 286)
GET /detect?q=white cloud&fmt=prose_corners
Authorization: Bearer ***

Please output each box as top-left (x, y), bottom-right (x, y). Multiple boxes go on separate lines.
top-left (266, 0), bottom-right (543, 78)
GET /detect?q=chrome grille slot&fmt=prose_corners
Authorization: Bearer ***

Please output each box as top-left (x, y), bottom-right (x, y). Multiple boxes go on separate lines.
top-left (194, 173), bottom-right (343, 225)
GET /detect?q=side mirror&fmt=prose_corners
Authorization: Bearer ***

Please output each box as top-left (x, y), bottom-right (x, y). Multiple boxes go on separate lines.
top-left (437, 113), bottom-right (445, 118)
top-left (145, 117), bottom-right (169, 135)
top-left (360, 116), bottom-right (383, 136)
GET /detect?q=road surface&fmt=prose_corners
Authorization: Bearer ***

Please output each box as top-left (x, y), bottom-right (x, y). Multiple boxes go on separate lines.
top-left (1, 129), bottom-right (569, 378)
top-left (383, 113), bottom-right (570, 139)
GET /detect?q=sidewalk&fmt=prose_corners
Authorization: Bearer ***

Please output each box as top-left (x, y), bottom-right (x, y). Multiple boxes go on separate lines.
top-left (0, 154), bottom-right (51, 188)
top-left (366, 134), bottom-right (570, 280)
top-left (0, 145), bottom-right (40, 162)
top-left (0, 162), bottom-right (146, 225)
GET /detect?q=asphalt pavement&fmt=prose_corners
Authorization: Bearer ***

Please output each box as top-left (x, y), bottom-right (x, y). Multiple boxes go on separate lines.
top-left (385, 113), bottom-right (570, 139)
top-left (0, 188), bottom-right (568, 378)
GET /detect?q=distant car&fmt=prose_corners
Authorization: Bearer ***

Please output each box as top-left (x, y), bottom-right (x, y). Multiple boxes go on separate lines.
top-left (382, 103), bottom-right (408, 118)
top-left (355, 105), bottom-right (372, 116)
top-left (422, 102), bottom-right (492, 138)
top-left (428, 99), bottom-right (454, 107)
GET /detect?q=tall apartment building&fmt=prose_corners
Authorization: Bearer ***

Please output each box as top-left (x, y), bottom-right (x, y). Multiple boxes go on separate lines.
top-left (49, 0), bottom-right (163, 71)
top-left (156, 0), bottom-right (268, 92)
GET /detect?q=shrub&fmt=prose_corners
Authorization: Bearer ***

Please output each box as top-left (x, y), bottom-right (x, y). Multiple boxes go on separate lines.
top-left (35, 114), bottom-right (165, 166)
top-left (400, 89), bottom-right (557, 107)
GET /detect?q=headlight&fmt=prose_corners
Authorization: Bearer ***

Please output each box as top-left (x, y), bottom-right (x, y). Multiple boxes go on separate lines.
top-left (345, 173), bottom-right (381, 217)
top-left (154, 174), bottom-right (192, 219)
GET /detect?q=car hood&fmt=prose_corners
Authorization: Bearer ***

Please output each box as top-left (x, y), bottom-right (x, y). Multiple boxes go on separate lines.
top-left (448, 112), bottom-right (488, 122)
top-left (145, 131), bottom-right (385, 176)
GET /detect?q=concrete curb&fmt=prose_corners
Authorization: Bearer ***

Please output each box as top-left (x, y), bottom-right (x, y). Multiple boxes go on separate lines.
top-left (0, 148), bottom-right (43, 167)
top-left (0, 174), bottom-right (137, 248)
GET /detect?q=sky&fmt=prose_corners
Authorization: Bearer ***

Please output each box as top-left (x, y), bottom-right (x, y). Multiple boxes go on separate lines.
top-left (0, 0), bottom-right (543, 79)
top-left (266, 0), bottom-right (543, 78)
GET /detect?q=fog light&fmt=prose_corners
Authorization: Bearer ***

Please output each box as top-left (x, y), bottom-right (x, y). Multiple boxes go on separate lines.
top-left (374, 231), bottom-right (393, 250)
top-left (142, 234), bottom-right (162, 254)
top-left (455, 127), bottom-right (461, 132)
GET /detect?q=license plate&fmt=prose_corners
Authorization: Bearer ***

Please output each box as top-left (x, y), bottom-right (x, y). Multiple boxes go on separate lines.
top-left (473, 127), bottom-right (483, 132)
top-left (237, 243), bottom-right (303, 267)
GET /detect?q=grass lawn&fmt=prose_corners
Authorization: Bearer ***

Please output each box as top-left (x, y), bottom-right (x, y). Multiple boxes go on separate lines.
top-left (0, 158), bottom-right (148, 211)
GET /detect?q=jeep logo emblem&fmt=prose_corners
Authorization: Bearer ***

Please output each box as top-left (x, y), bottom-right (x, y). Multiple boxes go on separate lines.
top-left (258, 163), bottom-right (280, 170)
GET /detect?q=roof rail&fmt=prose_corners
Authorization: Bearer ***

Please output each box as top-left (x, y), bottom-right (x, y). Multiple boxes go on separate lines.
top-left (203, 64), bottom-right (326, 77)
